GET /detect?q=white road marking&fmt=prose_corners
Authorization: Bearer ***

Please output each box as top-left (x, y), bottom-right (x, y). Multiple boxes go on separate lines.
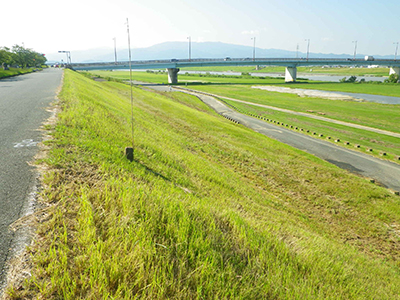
top-left (13, 139), bottom-right (38, 148)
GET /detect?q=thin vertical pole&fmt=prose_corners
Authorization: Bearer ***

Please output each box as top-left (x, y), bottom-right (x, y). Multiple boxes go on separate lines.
top-left (305, 39), bottom-right (310, 61)
top-left (127, 18), bottom-right (134, 157)
top-left (353, 41), bottom-right (357, 60)
top-left (252, 37), bottom-right (256, 61)
top-left (113, 37), bottom-right (118, 64)
top-left (187, 36), bottom-right (191, 61)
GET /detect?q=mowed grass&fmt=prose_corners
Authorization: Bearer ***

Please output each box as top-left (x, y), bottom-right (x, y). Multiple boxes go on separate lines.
top-left (10, 69), bottom-right (400, 299)
top-left (90, 70), bottom-right (285, 85)
top-left (186, 85), bottom-right (400, 133)
top-left (91, 69), bottom-right (400, 98)
top-left (181, 66), bottom-right (390, 77)
top-left (223, 98), bottom-right (400, 159)
top-left (89, 70), bottom-right (400, 175)
top-left (101, 69), bottom-right (400, 135)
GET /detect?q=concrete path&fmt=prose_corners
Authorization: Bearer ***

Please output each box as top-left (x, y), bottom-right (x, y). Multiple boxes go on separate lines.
top-left (189, 91), bottom-right (400, 192)
top-left (133, 82), bottom-right (400, 192)
top-left (0, 68), bottom-right (63, 291)
top-left (180, 88), bottom-right (400, 139)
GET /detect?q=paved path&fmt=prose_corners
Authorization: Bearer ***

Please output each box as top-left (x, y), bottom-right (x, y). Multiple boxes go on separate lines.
top-left (179, 87), bottom-right (400, 139)
top-left (0, 68), bottom-right (63, 290)
top-left (140, 83), bottom-right (400, 193)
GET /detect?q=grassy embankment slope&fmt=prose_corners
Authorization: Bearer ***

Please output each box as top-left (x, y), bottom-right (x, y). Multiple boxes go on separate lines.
top-left (0, 67), bottom-right (41, 79)
top-left (9, 69), bottom-right (400, 299)
top-left (90, 70), bottom-right (400, 160)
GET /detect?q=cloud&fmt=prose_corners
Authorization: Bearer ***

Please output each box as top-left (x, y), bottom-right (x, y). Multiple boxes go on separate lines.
top-left (241, 30), bottom-right (260, 36)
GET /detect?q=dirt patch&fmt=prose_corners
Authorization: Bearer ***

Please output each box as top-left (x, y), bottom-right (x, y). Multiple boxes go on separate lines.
top-left (252, 85), bottom-right (364, 101)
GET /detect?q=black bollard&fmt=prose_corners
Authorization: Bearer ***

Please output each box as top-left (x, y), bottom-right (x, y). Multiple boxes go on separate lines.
top-left (125, 147), bottom-right (134, 162)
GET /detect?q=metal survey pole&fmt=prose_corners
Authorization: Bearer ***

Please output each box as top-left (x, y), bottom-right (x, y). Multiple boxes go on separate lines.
top-left (125, 18), bottom-right (134, 161)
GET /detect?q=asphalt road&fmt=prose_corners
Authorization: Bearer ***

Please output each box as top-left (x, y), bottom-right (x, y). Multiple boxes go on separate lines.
top-left (142, 83), bottom-right (400, 193)
top-left (212, 92), bottom-right (400, 139)
top-left (194, 92), bottom-right (400, 192)
top-left (0, 68), bottom-right (63, 290)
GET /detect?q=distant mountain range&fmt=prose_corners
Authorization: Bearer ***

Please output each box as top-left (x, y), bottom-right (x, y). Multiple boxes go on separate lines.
top-left (46, 41), bottom-right (396, 64)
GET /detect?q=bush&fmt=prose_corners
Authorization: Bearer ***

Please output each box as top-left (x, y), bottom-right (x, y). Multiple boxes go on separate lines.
top-left (384, 73), bottom-right (399, 83)
top-left (339, 76), bottom-right (357, 83)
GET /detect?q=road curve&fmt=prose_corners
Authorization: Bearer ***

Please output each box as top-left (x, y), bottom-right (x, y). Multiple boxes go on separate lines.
top-left (133, 82), bottom-right (400, 193)
top-left (170, 88), bottom-right (400, 193)
top-left (0, 68), bottom-right (63, 291)
top-left (185, 88), bottom-right (400, 139)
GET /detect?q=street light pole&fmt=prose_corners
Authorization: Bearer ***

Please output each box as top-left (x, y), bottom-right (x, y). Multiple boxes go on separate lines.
top-left (305, 39), bottom-right (310, 60)
top-left (58, 51), bottom-right (71, 65)
top-left (252, 37), bottom-right (256, 61)
top-left (187, 36), bottom-right (191, 61)
top-left (296, 43), bottom-right (299, 58)
top-left (113, 37), bottom-right (118, 64)
top-left (394, 42), bottom-right (399, 61)
top-left (352, 40), bottom-right (357, 60)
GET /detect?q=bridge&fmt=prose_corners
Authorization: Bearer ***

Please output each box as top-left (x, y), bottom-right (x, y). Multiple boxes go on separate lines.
top-left (71, 58), bottom-right (400, 83)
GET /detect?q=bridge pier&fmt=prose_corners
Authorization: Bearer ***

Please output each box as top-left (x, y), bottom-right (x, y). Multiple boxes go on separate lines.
top-left (167, 68), bottom-right (180, 84)
top-left (389, 67), bottom-right (400, 76)
top-left (285, 66), bottom-right (297, 82)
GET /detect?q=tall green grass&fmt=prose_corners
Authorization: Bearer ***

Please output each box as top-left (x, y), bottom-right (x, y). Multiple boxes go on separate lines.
top-left (9, 70), bottom-right (400, 299)
top-left (0, 67), bottom-right (40, 79)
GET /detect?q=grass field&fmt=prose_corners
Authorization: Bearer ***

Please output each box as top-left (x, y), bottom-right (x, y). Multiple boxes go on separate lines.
top-left (88, 70), bottom-right (400, 159)
top-left (7, 69), bottom-right (400, 299)
top-left (186, 84), bottom-right (400, 132)
top-left (180, 65), bottom-right (390, 76)
top-left (90, 70), bottom-right (400, 97)
top-left (221, 98), bottom-right (400, 159)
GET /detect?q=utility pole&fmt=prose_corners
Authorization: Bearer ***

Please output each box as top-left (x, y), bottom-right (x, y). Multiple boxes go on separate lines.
top-left (113, 37), bottom-right (118, 64)
top-left (58, 51), bottom-right (71, 65)
top-left (305, 39), bottom-right (310, 61)
top-left (352, 40), bottom-right (357, 60)
top-left (187, 36), bottom-right (191, 61)
top-left (296, 43), bottom-right (299, 58)
top-left (394, 42), bottom-right (399, 61)
top-left (252, 37), bottom-right (256, 61)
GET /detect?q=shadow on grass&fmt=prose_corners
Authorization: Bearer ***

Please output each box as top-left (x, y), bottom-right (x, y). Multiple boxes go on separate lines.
top-left (136, 159), bottom-right (172, 184)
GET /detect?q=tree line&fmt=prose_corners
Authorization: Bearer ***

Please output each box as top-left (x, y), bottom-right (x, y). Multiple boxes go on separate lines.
top-left (0, 45), bottom-right (47, 69)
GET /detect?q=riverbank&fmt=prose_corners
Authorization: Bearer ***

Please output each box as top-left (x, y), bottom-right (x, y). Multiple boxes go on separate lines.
top-left (5, 69), bottom-right (400, 299)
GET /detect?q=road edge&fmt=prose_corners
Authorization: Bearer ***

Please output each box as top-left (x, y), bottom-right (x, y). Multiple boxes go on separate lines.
top-left (0, 71), bottom-right (64, 299)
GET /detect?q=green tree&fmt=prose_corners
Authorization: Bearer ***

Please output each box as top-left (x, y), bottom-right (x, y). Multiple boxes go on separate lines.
top-left (11, 44), bottom-right (31, 67)
top-left (0, 47), bottom-right (14, 69)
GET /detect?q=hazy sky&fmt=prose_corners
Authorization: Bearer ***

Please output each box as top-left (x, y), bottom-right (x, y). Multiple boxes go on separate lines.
top-left (3, 0), bottom-right (399, 56)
